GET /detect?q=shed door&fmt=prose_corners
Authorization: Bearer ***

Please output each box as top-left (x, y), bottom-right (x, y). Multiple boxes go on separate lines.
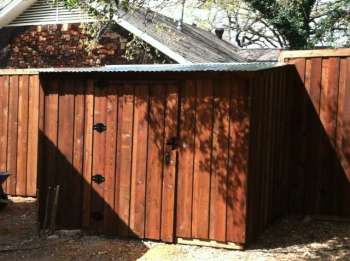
top-left (89, 80), bottom-right (179, 242)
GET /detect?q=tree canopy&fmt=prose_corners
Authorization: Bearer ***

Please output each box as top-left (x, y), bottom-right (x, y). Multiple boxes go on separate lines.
top-left (59, 0), bottom-right (350, 49)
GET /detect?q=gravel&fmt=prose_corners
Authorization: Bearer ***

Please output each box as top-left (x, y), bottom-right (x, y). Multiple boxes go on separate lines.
top-left (1, 197), bottom-right (349, 260)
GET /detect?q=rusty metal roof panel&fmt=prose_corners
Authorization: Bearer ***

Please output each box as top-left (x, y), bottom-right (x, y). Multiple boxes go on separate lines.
top-left (39, 62), bottom-right (282, 74)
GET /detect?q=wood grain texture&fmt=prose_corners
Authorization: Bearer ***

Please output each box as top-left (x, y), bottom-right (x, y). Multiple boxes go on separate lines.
top-left (115, 84), bottom-right (134, 236)
top-left (279, 48), bottom-right (350, 61)
top-left (0, 76), bottom-right (9, 184)
top-left (226, 79), bottom-right (249, 244)
top-left (103, 82), bottom-right (118, 235)
top-left (309, 58), bottom-right (322, 113)
top-left (16, 75), bottom-right (29, 196)
top-left (336, 58), bottom-right (350, 181)
top-left (161, 84), bottom-right (179, 243)
top-left (27, 75), bottom-right (40, 196)
top-left (191, 79), bottom-right (213, 240)
top-left (56, 79), bottom-right (75, 228)
top-left (145, 83), bottom-right (165, 240)
top-left (130, 84), bottom-right (149, 238)
top-left (71, 80), bottom-right (85, 227)
top-left (82, 79), bottom-right (94, 228)
top-left (7, 76), bottom-right (19, 195)
top-left (91, 82), bottom-right (107, 233)
top-left (176, 80), bottom-right (196, 238)
top-left (320, 58), bottom-right (340, 144)
top-left (209, 79), bottom-right (230, 242)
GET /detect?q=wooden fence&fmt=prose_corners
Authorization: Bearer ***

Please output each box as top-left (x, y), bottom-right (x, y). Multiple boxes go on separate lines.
top-left (0, 71), bottom-right (40, 197)
top-left (1, 49), bottom-right (350, 245)
top-left (280, 49), bottom-right (350, 216)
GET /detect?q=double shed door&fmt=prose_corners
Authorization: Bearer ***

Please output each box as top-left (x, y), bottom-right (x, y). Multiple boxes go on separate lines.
top-left (42, 76), bottom-right (248, 244)
top-left (42, 78), bottom-right (179, 242)
top-left (86, 79), bottom-right (179, 242)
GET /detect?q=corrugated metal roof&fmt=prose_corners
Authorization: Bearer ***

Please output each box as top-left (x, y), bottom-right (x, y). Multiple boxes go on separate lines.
top-left (39, 62), bottom-right (281, 74)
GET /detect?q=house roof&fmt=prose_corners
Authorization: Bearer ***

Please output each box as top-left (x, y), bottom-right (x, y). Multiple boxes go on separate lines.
top-left (237, 48), bottom-right (282, 62)
top-left (117, 10), bottom-right (245, 63)
top-left (0, 0), bottom-right (246, 64)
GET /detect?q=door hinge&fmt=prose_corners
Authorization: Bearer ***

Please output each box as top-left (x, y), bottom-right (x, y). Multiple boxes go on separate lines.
top-left (91, 211), bottom-right (103, 221)
top-left (92, 174), bottom-right (105, 184)
top-left (93, 123), bottom-right (107, 133)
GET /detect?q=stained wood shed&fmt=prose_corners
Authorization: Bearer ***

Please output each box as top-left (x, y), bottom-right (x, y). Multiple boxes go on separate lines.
top-left (36, 63), bottom-right (294, 247)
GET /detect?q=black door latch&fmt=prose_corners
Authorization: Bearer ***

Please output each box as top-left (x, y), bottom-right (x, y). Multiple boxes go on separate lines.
top-left (91, 211), bottom-right (103, 221)
top-left (166, 137), bottom-right (179, 150)
top-left (92, 174), bottom-right (105, 184)
top-left (93, 123), bottom-right (107, 133)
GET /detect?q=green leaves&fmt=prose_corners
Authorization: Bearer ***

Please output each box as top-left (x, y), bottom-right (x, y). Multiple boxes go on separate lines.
top-left (58, 0), bottom-right (350, 49)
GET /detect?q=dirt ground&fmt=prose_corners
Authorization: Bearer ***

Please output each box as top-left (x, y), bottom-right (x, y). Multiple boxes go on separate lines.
top-left (0, 197), bottom-right (350, 261)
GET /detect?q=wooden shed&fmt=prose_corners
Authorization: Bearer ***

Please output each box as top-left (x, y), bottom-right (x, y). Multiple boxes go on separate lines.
top-left (35, 63), bottom-right (294, 247)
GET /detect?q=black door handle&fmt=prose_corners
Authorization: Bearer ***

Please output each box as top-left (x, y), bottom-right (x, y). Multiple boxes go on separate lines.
top-left (166, 137), bottom-right (179, 150)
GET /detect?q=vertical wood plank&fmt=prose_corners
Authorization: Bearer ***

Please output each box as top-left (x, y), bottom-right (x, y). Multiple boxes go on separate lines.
top-left (304, 59), bottom-right (312, 94)
top-left (309, 58), bottom-right (322, 114)
top-left (161, 84), bottom-right (179, 243)
top-left (176, 80), bottom-right (196, 238)
top-left (7, 75), bottom-right (19, 195)
top-left (0, 76), bottom-right (9, 179)
top-left (16, 75), bottom-right (29, 196)
top-left (103, 82), bottom-right (118, 235)
top-left (91, 82), bottom-right (107, 233)
top-left (82, 80), bottom-right (94, 228)
top-left (56, 79), bottom-right (75, 228)
top-left (37, 76), bottom-right (45, 224)
top-left (44, 80), bottom-right (59, 188)
top-left (191, 79), bottom-right (213, 240)
top-left (145, 83), bottom-right (165, 240)
top-left (115, 84), bottom-right (134, 236)
top-left (27, 75), bottom-right (40, 197)
top-left (320, 57), bottom-right (340, 144)
top-left (130, 84), bottom-right (149, 238)
top-left (263, 72), bottom-right (274, 226)
top-left (336, 58), bottom-right (350, 181)
top-left (71, 80), bottom-right (85, 228)
top-left (288, 58), bottom-right (306, 214)
top-left (209, 79), bottom-right (230, 242)
top-left (226, 79), bottom-right (250, 244)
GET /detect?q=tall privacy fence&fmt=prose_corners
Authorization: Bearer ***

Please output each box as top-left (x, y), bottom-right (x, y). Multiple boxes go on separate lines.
top-left (280, 49), bottom-right (350, 216)
top-left (0, 49), bottom-right (349, 247)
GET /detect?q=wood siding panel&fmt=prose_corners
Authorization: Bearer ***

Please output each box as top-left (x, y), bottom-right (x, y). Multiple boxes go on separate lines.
top-left (16, 75), bottom-right (29, 196)
top-left (209, 79), bottom-right (230, 242)
top-left (337, 58), bottom-right (350, 181)
top-left (320, 58), bottom-right (340, 143)
top-left (176, 80), bottom-right (196, 238)
top-left (191, 79), bottom-right (213, 240)
top-left (115, 84), bottom-right (134, 236)
top-left (226, 79), bottom-right (250, 244)
top-left (130, 84), bottom-right (149, 238)
top-left (0, 76), bottom-right (9, 185)
top-left (103, 83), bottom-right (118, 235)
top-left (82, 80), bottom-right (94, 228)
top-left (161, 84), bottom-right (179, 242)
top-left (27, 75), bottom-right (40, 196)
top-left (91, 83), bottom-right (107, 233)
top-left (7, 76), bottom-right (19, 195)
top-left (56, 80), bottom-right (76, 228)
top-left (145, 83), bottom-right (165, 240)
